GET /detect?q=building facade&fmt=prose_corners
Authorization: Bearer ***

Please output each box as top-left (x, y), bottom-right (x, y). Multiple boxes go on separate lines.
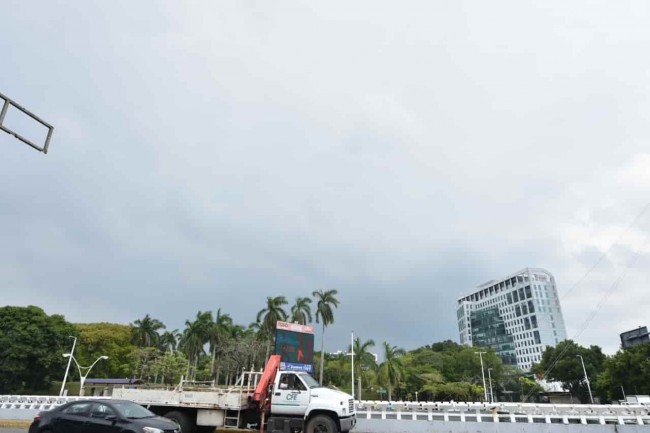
top-left (457, 268), bottom-right (567, 371)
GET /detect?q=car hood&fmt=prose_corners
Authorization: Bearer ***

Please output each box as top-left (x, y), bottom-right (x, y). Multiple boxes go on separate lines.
top-left (130, 415), bottom-right (179, 430)
top-left (311, 387), bottom-right (353, 401)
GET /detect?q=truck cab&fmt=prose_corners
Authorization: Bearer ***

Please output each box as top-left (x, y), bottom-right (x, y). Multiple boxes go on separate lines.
top-left (267, 371), bottom-right (356, 433)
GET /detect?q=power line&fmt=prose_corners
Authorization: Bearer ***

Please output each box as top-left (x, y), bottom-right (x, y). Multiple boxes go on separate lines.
top-left (560, 202), bottom-right (650, 302)
top-left (527, 203), bottom-right (650, 400)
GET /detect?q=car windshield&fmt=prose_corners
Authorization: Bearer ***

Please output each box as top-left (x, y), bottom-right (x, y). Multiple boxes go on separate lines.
top-left (299, 373), bottom-right (320, 388)
top-left (111, 401), bottom-right (155, 419)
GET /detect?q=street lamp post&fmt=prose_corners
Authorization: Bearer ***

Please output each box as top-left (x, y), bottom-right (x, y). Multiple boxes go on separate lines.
top-left (415, 391), bottom-right (418, 402)
top-left (488, 368), bottom-right (495, 403)
top-left (63, 354), bottom-right (109, 396)
top-left (59, 336), bottom-right (77, 396)
top-left (475, 351), bottom-right (488, 402)
top-left (577, 355), bottom-right (594, 404)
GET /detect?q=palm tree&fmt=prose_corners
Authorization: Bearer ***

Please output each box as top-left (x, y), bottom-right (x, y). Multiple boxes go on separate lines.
top-left (179, 311), bottom-right (212, 379)
top-left (159, 329), bottom-right (180, 353)
top-left (256, 296), bottom-right (289, 333)
top-left (290, 297), bottom-right (313, 325)
top-left (131, 314), bottom-right (166, 347)
top-left (349, 337), bottom-right (376, 400)
top-left (313, 289), bottom-right (340, 384)
top-left (210, 308), bottom-right (233, 380)
top-left (249, 320), bottom-right (274, 360)
top-left (378, 342), bottom-right (405, 401)
top-left (256, 296), bottom-right (289, 356)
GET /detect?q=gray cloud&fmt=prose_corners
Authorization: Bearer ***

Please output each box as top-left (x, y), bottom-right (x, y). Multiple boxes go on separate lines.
top-left (2, 0), bottom-right (650, 356)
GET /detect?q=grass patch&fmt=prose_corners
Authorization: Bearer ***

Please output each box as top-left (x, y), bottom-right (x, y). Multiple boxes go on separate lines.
top-left (0, 419), bottom-right (32, 428)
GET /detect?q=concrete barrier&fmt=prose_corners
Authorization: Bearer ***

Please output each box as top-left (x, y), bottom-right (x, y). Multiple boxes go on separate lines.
top-left (355, 419), bottom-right (650, 433)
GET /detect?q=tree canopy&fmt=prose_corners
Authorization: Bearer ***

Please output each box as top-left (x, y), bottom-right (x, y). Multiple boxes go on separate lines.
top-left (0, 306), bottom-right (77, 393)
top-left (6, 299), bottom-right (650, 403)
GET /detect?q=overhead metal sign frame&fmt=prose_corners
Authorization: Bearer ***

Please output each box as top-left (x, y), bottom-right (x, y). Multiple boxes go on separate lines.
top-left (0, 91), bottom-right (53, 154)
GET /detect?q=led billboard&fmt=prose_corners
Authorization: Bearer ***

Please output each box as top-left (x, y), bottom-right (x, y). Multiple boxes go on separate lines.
top-left (275, 321), bottom-right (314, 373)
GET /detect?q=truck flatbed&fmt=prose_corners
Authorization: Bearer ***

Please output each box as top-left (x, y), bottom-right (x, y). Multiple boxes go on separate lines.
top-left (113, 386), bottom-right (256, 410)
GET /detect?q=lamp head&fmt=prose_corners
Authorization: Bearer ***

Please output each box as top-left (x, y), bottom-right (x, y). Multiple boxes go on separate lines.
top-left (63, 354), bottom-right (71, 358)
top-left (100, 356), bottom-right (109, 360)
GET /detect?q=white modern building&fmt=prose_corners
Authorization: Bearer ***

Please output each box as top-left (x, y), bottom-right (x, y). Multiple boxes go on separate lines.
top-left (457, 268), bottom-right (567, 371)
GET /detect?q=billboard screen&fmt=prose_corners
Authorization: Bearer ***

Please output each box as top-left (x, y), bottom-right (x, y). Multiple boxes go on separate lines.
top-left (620, 326), bottom-right (649, 349)
top-left (275, 321), bottom-right (314, 373)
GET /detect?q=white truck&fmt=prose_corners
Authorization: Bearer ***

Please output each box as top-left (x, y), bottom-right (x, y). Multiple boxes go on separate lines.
top-left (112, 354), bottom-right (356, 433)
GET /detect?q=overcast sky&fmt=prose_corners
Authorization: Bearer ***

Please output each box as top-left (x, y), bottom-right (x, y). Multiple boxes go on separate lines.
top-left (2, 1), bottom-right (650, 358)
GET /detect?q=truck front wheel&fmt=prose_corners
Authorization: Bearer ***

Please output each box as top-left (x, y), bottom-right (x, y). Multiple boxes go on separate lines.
top-left (306, 415), bottom-right (337, 433)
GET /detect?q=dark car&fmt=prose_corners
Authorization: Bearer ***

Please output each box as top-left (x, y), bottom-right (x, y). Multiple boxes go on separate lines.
top-left (28, 399), bottom-right (180, 433)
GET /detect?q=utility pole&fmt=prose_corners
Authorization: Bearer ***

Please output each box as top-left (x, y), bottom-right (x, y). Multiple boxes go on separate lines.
top-left (351, 331), bottom-right (355, 402)
top-left (488, 368), bottom-right (495, 403)
top-left (475, 351), bottom-right (488, 402)
top-left (577, 355), bottom-right (594, 404)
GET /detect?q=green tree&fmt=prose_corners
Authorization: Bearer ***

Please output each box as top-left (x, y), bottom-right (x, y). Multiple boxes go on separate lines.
top-left (519, 376), bottom-right (545, 402)
top-left (209, 308), bottom-right (233, 378)
top-left (290, 297), bottom-right (313, 325)
top-left (130, 347), bottom-right (161, 380)
top-left (256, 296), bottom-right (289, 335)
top-left (179, 311), bottom-right (212, 380)
top-left (320, 352), bottom-right (352, 392)
top-left (0, 306), bottom-right (77, 393)
top-left (349, 337), bottom-right (376, 400)
top-left (313, 289), bottom-right (340, 384)
top-left (422, 381), bottom-right (483, 401)
top-left (256, 296), bottom-right (289, 360)
top-left (532, 340), bottom-right (606, 403)
top-left (159, 329), bottom-right (180, 353)
top-left (150, 351), bottom-right (190, 385)
top-left (595, 343), bottom-right (650, 403)
top-left (218, 331), bottom-right (266, 385)
top-left (131, 314), bottom-right (166, 347)
top-left (73, 322), bottom-right (137, 380)
top-left (378, 342), bottom-right (406, 401)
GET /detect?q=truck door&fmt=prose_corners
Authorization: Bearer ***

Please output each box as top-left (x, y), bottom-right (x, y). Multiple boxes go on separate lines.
top-left (271, 373), bottom-right (310, 416)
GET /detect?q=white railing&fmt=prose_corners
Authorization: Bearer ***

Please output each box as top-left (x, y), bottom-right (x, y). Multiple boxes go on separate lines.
top-left (2, 395), bottom-right (650, 426)
top-left (0, 395), bottom-right (105, 411)
top-left (355, 400), bottom-right (650, 425)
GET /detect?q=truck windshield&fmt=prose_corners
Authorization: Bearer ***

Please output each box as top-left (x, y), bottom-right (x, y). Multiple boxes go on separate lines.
top-left (299, 373), bottom-right (320, 388)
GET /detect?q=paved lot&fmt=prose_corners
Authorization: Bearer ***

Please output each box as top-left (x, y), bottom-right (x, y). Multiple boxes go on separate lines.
top-left (0, 429), bottom-right (25, 433)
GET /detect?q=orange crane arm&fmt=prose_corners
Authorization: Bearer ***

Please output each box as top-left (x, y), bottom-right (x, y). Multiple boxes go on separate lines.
top-left (253, 354), bottom-right (281, 404)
